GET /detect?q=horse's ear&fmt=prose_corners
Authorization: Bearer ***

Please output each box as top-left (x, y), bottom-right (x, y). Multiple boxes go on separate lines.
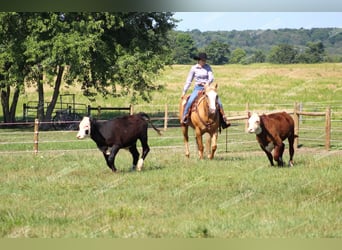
top-left (247, 111), bottom-right (251, 118)
top-left (214, 82), bottom-right (218, 89)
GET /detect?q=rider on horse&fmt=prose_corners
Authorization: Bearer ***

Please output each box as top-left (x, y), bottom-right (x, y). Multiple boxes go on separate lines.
top-left (181, 52), bottom-right (230, 129)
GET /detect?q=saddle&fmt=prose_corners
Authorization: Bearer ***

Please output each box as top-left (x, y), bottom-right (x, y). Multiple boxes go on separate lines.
top-left (181, 90), bottom-right (205, 117)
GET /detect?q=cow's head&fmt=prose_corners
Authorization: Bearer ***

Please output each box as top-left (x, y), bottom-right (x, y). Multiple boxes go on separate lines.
top-left (247, 112), bottom-right (262, 134)
top-left (76, 117), bottom-right (91, 139)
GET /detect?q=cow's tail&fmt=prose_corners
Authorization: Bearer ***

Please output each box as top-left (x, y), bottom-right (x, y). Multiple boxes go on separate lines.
top-left (139, 112), bottom-right (162, 136)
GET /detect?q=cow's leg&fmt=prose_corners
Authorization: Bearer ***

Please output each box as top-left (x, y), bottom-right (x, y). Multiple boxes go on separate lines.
top-left (288, 135), bottom-right (295, 167)
top-left (182, 124), bottom-right (190, 158)
top-left (261, 145), bottom-right (274, 166)
top-left (279, 142), bottom-right (285, 166)
top-left (107, 145), bottom-right (120, 172)
top-left (136, 137), bottom-right (150, 171)
top-left (195, 128), bottom-right (204, 159)
top-left (274, 143), bottom-right (285, 167)
top-left (129, 144), bottom-right (140, 171)
top-left (102, 152), bottom-right (110, 168)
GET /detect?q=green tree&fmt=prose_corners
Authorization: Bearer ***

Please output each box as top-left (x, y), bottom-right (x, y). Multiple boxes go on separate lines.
top-left (250, 50), bottom-right (266, 63)
top-left (268, 44), bottom-right (298, 64)
top-left (0, 12), bottom-right (176, 123)
top-left (170, 31), bottom-right (197, 64)
top-left (0, 13), bottom-right (28, 123)
top-left (204, 41), bottom-right (230, 65)
top-left (297, 41), bottom-right (325, 63)
top-left (230, 48), bottom-right (247, 64)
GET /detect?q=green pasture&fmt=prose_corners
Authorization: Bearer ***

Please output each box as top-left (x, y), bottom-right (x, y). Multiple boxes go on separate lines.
top-left (0, 133), bottom-right (341, 238)
top-left (0, 63), bottom-right (341, 238)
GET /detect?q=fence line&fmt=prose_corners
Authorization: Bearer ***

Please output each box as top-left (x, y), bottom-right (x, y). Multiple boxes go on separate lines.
top-left (1, 102), bottom-right (341, 155)
top-left (86, 105), bottom-right (133, 118)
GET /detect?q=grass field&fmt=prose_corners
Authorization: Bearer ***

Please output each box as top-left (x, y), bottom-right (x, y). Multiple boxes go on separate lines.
top-left (0, 63), bottom-right (341, 238)
top-left (0, 141), bottom-right (341, 238)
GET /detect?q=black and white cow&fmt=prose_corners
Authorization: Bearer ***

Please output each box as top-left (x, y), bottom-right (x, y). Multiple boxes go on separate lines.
top-left (76, 112), bottom-right (161, 172)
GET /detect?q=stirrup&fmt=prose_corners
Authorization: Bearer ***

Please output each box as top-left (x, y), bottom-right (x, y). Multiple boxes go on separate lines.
top-left (182, 117), bottom-right (189, 125)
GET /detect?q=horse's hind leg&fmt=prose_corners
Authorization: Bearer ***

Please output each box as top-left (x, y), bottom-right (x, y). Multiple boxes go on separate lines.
top-left (182, 125), bottom-right (190, 158)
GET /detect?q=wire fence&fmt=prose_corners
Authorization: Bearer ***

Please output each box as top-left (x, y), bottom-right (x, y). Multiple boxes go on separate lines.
top-left (1, 102), bottom-right (342, 155)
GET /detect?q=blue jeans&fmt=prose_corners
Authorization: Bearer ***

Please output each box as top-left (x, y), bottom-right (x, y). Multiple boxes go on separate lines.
top-left (182, 85), bottom-right (223, 121)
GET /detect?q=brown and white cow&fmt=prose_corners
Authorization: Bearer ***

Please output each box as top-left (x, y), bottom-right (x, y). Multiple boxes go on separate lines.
top-left (247, 112), bottom-right (297, 167)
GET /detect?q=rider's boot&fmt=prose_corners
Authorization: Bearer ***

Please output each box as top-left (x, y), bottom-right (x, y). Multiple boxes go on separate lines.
top-left (219, 108), bottom-right (231, 129)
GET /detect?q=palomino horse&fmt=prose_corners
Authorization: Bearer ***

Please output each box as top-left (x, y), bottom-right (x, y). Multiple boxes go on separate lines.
top-left (179, 84), bottom-right (220, 159)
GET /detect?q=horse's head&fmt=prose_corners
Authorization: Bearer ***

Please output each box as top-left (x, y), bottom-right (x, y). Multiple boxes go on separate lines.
top-left (204, 83), bottom-right (218, 114)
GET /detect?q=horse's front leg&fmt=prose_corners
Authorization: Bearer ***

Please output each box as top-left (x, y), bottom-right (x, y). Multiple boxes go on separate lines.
top-left (195, 128), bottom-right (204, 159)
top-left (207, 132), bottom-right (218, 159)
top-left (181, 125), bottom-right (190, 158)
top-left (205, 133), bottom-right (211, 159)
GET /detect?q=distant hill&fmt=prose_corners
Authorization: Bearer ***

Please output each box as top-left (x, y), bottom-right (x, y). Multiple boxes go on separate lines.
top-left (185, 28), bottom-right (342, 59)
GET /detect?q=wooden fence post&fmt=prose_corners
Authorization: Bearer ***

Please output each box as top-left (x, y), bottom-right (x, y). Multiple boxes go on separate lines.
top-left (325, 106), bottom-right (331, 150)
top-left (293, 102), bottom-right (299, 149)
top-left (33, 118), bottom-right (39, 155)
top-left (130, 104), bottom-right (134, 115)
top-left (164, 103), bottom-right (168, 131)
top-left (245, 102), bottom-right (249, 132)
top-left (225, 126), bottom-right (228, 152)
top-left (97, 106), bottom-right (101, 118)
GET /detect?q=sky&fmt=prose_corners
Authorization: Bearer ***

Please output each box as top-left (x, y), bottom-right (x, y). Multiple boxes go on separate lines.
top-left (173, 12), bottom-right (342, 32)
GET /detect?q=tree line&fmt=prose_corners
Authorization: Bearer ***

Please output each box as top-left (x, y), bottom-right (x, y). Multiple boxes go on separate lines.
top-left (170, 28), bottom-right (342, 65)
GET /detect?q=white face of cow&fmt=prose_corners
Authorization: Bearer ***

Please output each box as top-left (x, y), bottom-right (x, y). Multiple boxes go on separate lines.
top-left (247, 113), bottom-right (262, 134)
top-left (76, 117), bottom-right (91, 139)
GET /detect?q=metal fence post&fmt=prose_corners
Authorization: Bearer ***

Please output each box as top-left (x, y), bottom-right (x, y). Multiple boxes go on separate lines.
top-left (33, 119), bottom-right (39, 155)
